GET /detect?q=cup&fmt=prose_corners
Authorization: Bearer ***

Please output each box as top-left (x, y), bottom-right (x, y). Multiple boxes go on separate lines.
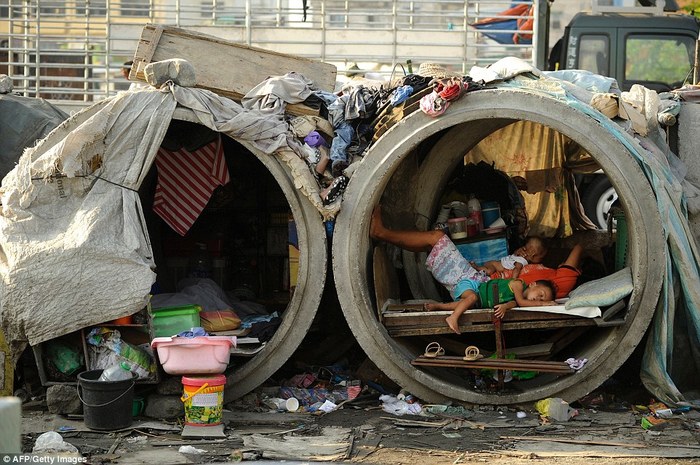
top-left (285, 397), bottom-right (300, 412)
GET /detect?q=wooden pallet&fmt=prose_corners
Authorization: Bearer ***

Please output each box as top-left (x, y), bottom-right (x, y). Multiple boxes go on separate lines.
top-left (131, 24), bottom-right (337, 115)
top-left (411, 355), bottom-right (575, 374)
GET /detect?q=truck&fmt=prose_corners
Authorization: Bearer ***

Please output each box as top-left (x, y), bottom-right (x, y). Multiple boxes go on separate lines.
top-left (547, 7), bottom-right (700, 227)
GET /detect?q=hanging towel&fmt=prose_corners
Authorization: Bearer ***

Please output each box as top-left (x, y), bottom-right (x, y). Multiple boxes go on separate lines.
top-left (153, 135), bottom-right (230, 236)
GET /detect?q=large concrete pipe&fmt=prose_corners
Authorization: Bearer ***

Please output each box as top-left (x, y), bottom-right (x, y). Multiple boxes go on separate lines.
top-left (171, 110), bottom-right (328, 400)
top-left (332, 87), bottom-right (665, 404)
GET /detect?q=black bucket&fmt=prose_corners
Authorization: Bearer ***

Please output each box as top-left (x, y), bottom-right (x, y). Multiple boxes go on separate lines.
top-left (77, 369), bottom-right (135, 431)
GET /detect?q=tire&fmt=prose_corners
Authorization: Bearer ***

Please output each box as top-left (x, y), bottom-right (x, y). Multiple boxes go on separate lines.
top-left (581, 175), bottom-right (618, 229)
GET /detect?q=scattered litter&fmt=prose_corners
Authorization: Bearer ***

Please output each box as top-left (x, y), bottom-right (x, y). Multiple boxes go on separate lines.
top-left (126, 436), bottom-right (148, 444)
top-left (517, 411), bottom-right (527, 419)
top-left (565, 357), bottom-right (588, 370)
top-left (32, 431), bottom-right (79, 454)
top-left (57, 426), bottom-right (76, 432)
top-left (442, 432), bottom-right (462, 438)
top-left (319, 399), bottom-right (338, 413)
top-left (178, 445), bottom-right (207, 454)
top-left (380, 394), bottom-right (422, 416)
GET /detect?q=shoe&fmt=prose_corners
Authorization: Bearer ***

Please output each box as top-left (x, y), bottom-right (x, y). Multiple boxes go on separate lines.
top-left (322, 175), bottom-right (349, 206)
top-left (331, 160), bottom-right (349, 178)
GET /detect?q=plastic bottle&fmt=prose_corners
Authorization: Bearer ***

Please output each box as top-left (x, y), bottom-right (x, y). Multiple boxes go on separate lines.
top-left (189, 242), bottom-right (211, 278)
top-left (467, 195), bottom-right (483, 231)
top-left (98, 362), bottom-right (132, 382)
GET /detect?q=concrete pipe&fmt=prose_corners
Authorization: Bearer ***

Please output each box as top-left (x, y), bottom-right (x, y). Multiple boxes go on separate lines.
top-left (170, 111), bottom-right (328, 400)
top-left (332, 88), bottom-right (665, 404)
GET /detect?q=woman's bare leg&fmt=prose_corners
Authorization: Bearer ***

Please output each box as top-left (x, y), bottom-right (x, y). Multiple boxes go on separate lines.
top-left (370, 206), bottom-right (444, 253)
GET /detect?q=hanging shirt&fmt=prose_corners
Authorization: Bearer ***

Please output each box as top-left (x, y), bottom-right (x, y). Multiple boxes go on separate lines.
top-left (153, 135), bottom-right (229, 236)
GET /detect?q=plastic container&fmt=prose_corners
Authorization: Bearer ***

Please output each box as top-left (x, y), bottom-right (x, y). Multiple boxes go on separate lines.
top-left (481, 201), bottom-right (501, 229)
top-left (99, 362), bottom-right (132, 382)
top-left (182, 374), bottom-right (226, 426)
top-left (466, 218), bottom-right (479, 237)
top-left (151, 336), bottom-right (237, 374)
top-left (151, 305), bottom-right (201, 338)
top-left (78, 369), bottom-right (135, 431)
top-left (447, 217), bottom-right (468, 239)
top-left (467, 195), bottom-right (483, 231)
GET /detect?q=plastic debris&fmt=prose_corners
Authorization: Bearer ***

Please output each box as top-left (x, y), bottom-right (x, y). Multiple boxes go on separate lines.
top-left (179, 445), bottom-right (207, 454)
top-left (32, 431), bottom-right (79, 454)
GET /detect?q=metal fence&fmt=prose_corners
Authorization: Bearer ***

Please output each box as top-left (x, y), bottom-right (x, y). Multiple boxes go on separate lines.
top-left (0, 0), bottom-right (536, 109)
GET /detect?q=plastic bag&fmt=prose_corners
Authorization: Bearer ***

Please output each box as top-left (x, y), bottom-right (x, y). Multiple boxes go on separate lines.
top-left (45, 341), bottom-right (83, 375)
top-left (86, 327), bottom-right (155, 379)
top-left (535, 397), bottom-right (575, 421)
top-left (200, 309), bottom-right (241, 332)
top-left (32, 432), bottom-right (79, 453)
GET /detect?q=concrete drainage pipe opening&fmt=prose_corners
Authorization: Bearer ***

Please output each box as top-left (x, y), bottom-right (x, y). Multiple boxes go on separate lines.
top-left (332, 88), bottom-right (665, 405)
top-left (151, 115), bottom-right (327, 401)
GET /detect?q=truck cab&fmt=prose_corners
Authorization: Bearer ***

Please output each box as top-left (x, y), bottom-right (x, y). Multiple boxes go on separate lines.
top-left (549, 12), bottom-right (699, 92)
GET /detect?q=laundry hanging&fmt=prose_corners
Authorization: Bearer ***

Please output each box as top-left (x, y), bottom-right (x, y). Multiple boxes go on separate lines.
top-left (153, 135), bottom-right (230, 236)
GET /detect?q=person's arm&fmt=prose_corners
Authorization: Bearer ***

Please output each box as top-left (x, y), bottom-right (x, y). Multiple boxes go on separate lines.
top-left (562, 244), bottom-right (584, 269)
top-left (511, 261), bottom-right (524, 279)
top-left (511, 280), bottom-right (557, 307)
top-left (494, 301), bottom-right (517, 318)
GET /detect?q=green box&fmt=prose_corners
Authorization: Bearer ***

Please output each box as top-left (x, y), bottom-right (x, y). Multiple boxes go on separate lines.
top-left (151, 305), bottom-right (202, 338)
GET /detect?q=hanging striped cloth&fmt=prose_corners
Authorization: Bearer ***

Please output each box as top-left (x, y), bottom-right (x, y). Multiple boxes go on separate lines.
top-left (153, 135), bottom-right (230, 236)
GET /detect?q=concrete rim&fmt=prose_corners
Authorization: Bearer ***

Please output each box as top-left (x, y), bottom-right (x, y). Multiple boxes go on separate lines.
top-left (332, 88), bottom-right (665, 404)
top-left (226, 143), bottom-right (327, 400)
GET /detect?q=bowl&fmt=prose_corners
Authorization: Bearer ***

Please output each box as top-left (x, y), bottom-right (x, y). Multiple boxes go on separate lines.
top-left (484, 226), bottom-right (505, 235)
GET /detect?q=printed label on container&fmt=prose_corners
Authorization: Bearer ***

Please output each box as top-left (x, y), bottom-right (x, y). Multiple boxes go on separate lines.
top-left (192, 393), bottom-right (220, 407)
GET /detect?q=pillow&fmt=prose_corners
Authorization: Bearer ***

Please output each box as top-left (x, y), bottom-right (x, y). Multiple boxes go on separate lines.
top-left (565, 267), bottom-right (633, 309)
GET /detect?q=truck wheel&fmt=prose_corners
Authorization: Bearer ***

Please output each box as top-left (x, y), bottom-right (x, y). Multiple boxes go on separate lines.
top-left (582, 176), bottom-right (617, 229)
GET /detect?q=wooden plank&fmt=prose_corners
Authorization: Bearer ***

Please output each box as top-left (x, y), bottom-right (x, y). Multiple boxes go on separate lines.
top-left (388, 318), bottom-right (600, 337)
top-left (602, 300), bottom-right (626, 321)
top-left (132, 24), bottom-right (337, 101)
top-left (0, 329), bottom-right (12, 396)
top-left (374, 246), bottom-right (400, 322)
top-left (548, 327), bottom-right (590, 356)
top-left (411, 356), bottom-right (575, 374)
top-left (383, 309), bottom-right (583, 328)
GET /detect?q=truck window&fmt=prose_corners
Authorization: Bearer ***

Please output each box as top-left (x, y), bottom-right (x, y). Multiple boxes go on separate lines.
top-left (625, 35), bottom-right (695, 86)
top-left (578, 35), bottom-right (610, 76)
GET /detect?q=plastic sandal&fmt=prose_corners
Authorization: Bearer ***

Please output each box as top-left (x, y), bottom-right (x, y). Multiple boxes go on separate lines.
top-left (424, 342), bottom-right (445, 358)
top-left (463, 345), bottom-right (484, 361)
top-left (322, 175), bottom-right (348, 205)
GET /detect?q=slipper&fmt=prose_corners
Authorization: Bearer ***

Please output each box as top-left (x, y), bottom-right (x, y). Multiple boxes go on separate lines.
top-left (463, 345), bottom-right (484, 361)
top-left (424, 342), bottom-right (445, 358)
top-left (322, 175), bottom-right (348, 205)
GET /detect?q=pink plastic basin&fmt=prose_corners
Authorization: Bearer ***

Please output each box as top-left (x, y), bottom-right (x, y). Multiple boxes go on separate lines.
top-left (151, 336), bottom-right (237, 375)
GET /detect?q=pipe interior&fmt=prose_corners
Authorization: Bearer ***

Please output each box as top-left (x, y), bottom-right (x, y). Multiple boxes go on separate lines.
top-left (376, 117), bottom-right (631, 394)
top-left (138, 119), bottom-right (310, 387)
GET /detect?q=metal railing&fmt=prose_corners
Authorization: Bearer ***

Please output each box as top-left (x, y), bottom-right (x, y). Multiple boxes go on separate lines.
top-left (0, 0), bottom-right (535, 109)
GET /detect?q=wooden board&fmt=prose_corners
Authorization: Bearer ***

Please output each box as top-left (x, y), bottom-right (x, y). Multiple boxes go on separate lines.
top-left (411, 355), bottom-right (575, 374)
top-left (373, 246), bottom-right (400, 322)
top-left (0, 329), bottom-right (12, 396)
top-left (131, 24), bottom-right (337, 105)
top-left (383, 307), bottom-right (607, 337)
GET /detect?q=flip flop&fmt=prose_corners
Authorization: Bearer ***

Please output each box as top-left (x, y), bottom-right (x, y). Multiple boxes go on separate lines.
top-left (322, 175), bottom-right (349, 206)
top-left (463, 345), bottom-right (484, 361)
top-left (424, 342), bottom-right (445, 358)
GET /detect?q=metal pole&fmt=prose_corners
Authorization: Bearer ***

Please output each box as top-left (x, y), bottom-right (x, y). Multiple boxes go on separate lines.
top-left (694, 38), bottom-right (699, 85)
top-left (533, 0), bottom-right (549, 70)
